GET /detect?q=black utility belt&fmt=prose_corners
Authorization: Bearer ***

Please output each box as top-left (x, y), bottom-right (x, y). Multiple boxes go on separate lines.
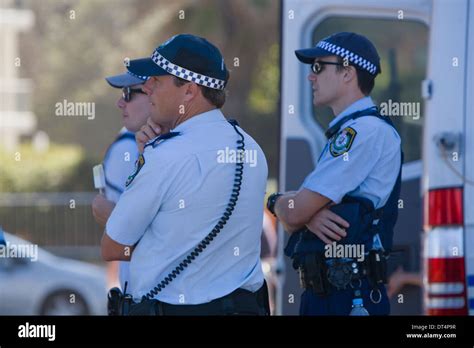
top-left (298, 249), bottom-right (388, 296)
top-left (108, 282), bottom-right (270, 316)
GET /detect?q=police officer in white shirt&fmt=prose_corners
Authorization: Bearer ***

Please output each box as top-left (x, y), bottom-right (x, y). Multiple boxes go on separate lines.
top-left (267, 32), bottom-right (402, 315)
top-left (101, 34), bottom-right (270, 315)
top-left (92, 71), bottom-right (150, 292)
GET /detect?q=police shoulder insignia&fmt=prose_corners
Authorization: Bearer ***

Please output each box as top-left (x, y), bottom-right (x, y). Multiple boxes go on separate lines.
top-left (329, 127), bottom-right (357, 157)
top-left (125, 154), bottom-right (145, 187)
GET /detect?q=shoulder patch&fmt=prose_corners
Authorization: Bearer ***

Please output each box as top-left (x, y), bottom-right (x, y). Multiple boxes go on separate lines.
top-left (125, 154), bottom-right (145, 187)
top-left (329, 127), bottom-right (357, 157)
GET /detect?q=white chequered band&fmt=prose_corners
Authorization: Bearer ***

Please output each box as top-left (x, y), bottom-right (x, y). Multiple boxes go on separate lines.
top-left (151, 50), bottom-right (226, 90)
top-left (317, 40), bottom-right (378, 75)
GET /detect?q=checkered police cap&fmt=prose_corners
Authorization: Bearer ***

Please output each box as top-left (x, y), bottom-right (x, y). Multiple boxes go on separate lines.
top-left (295, 32), bottom-right (381, 76)
top-left (150, 50), bottom-right (226, 90)
top-left (316, 40), bottom-right (378, 75)
top-left (127, 34), bottom-right (229, 90)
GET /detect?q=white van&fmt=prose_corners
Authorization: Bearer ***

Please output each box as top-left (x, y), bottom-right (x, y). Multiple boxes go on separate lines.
top-left (277, 0), bottom-right (473, 315)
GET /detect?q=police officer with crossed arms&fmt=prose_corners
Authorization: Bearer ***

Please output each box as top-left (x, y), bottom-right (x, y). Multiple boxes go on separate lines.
top-left (101, 34), bottom-right (270, 315)
top-left (267, 32), bottom-right (402, 315)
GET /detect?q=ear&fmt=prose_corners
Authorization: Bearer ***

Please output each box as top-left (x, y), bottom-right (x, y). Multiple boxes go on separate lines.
top-left (142, 77), bottom-right (155, 95)
top-left (182, 82), bottom-right (200, 102)
top-left (343, 65), bottom-right (357, 84)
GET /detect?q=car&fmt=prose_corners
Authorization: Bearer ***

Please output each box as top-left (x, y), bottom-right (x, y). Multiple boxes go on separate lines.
top-left (0, 231), bottom-right (107, 315)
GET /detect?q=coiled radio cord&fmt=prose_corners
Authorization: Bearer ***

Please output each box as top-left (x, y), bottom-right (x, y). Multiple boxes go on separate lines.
top-left (142, 120), bottom-right (245, 301)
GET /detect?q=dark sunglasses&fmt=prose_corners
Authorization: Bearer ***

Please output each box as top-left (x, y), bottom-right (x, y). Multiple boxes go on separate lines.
top-left (122, 87), bottom-right (146, 102)
top-left (311, 60), bottom-right (345, 74)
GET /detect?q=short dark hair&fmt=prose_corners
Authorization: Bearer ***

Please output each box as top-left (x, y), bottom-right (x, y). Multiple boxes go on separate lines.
top-left (172, 76), bottom-right (227, 108)
top-left (335, 57), bottom-right (376, 95)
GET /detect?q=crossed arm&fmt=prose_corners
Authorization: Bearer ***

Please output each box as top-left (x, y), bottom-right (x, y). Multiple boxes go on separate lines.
top-left (274, 188), bottom-right (349, 243)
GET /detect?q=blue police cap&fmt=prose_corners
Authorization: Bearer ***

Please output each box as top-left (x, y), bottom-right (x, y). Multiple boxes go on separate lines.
top-left (295, 32), bottom-right (381, 75)
top-left (127, 34), bottom-right (229, 90)
top-left (105, 71), bottom-right (148, 88)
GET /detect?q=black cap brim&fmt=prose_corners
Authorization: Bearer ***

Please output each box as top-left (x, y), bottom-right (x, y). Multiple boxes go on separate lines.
top-left (105, 73), bottom-right (145, 88)
top-left (295, 47), bottom-right (332, 64)
top-left (127, 57), bottom-right (169, 77)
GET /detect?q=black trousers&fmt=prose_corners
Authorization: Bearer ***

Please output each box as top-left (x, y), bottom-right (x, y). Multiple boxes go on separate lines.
top-left (127, 281), bottom-right (270, 316)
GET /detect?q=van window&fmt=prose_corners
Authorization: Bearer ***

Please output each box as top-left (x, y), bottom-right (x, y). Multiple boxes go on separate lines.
top-left (310, 18), bottom-right (428, 163)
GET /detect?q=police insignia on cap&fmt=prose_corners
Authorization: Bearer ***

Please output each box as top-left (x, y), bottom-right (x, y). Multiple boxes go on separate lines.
top-left (330, 127), bottom-right (357, 157)
top-left (125, 154), bottom-right (145, 187)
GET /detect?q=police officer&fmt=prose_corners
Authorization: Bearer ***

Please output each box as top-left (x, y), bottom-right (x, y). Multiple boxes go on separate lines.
top-left (92, 70), bottom-right (150, 291)
top-left (101, 34), bottom-right (270, 315)
top-left (267, 32), bottom-right (402, 315)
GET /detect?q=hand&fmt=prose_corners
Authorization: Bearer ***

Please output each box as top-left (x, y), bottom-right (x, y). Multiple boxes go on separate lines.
top-left (92, 194), bottom-right (116, 227)
top-left (136, 117), bottom-right (168, 153)
top-left (387, 266), bottom-right (407, 298)
top-left (305, 208), bottom-right (349, 244)
top-left (387, 266), bottom-right (422, 298)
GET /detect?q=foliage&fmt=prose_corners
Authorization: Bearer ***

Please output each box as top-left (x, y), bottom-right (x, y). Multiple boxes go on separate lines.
top-left (17, 0), bottom-right (280, 184)
top-left (248, 44), bottom-right (280, 115)
top-left (0, 144), bottom-right (86, 192)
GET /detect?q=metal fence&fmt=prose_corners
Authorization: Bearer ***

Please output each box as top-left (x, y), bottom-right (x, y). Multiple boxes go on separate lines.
top-left (0, 192), bottom-right (103, 260)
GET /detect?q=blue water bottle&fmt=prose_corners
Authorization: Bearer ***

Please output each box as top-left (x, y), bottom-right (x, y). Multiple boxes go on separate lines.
top-left (350, 296), bottom-right (369, 316)
top-left (0, 226), bottom-right (6, 246)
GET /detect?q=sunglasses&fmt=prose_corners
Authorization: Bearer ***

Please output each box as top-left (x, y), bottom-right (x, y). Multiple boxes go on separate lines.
top-left (311, 60), bottom-right (345, 74)
top-left (122, 87), bottom-right (146, 102)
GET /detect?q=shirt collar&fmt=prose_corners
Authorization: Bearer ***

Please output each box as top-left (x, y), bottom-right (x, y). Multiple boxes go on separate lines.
top-left (329, 96), bottom-right (375, 128)
top-left (119, 127), bottom-right (134, 136)
top-left (172, 108), bottom-right (226, 133)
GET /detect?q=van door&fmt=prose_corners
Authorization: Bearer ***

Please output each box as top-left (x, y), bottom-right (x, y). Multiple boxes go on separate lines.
top-left (278, 0), bottom-right (431, 315)
top-left (421, 0), bottom-right (471, 316)
top-left (465, 0), bottom-right (474, 314)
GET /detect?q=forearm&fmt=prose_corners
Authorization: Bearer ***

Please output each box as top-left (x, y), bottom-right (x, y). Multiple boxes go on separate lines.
top-left (274, 189), bottom-right (331, 234)
top-left (101, 232), bottom-right (135, 261)
top-left (280, 220), bottom-right (303, 234)
top-left (404, 272), bottom-right (423, 286)
top-left (274, 192), bottom-right (305, 233)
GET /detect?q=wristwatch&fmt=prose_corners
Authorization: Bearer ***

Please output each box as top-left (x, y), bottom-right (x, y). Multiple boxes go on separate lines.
top-left (267, 192), bottom-right (283, 217)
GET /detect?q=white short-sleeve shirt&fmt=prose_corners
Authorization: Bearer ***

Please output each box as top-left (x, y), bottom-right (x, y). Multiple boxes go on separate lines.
top-left (103, 128), bottom-right (139, 290)
top-left (302, 96), bottom-right (401, 209)
top-left (103, 129), bottom-right (138, 203)
top-left (106, 109), bottom-right (268, 304)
